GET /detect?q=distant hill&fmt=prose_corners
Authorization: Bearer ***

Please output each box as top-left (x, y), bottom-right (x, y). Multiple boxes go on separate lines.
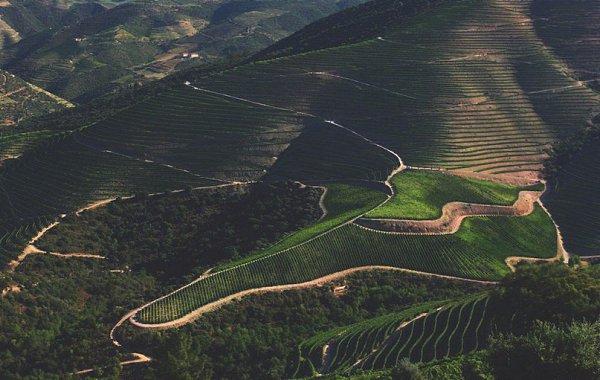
top-left (0, 0), bottom-right (107, 49)
top-left (1, 0), bottom-right (368, 102)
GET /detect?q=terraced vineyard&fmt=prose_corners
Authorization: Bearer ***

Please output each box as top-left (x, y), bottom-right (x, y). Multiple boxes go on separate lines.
top-left (0, 135), bottom-right (218, 264)
top-left (193, 0), bottom-right (598, 178)
top-left (135, 204), bottom-right (555, 324)
top-left (0, 0), bottom-right (596, 375)
top-left (355, 296), bottom-right (496, 372)
top-left (366, 169), bottom-right (543, 219)
top-left (290, 300), bottom-right (450, 376)
top-left (0, 130), bottom-right (61, 164)
top-left (80, 86), bottom-right (396, 183)
top-left (291, 294), bottom-right (504, 376)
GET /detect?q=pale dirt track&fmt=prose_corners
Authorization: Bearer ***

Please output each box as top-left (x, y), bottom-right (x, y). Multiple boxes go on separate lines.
top-left (7, 181), bottom-right (251, 271)
top-left (128, 266), bottom-right (494, 330)
top-left (8, 222), bottom-right (60, 270)
top-left (117, 83), bottom-right (557, 336)
top-left (10, 245), bottom-right (105, 269)
top-left (355, 190), bottom-right (542, 235)
top-left (1, 284), bottom-right (21, 297)
top-left (74, 353), bottom-right (151, 375)
top-left (316, 186), bottom-right (328, 220)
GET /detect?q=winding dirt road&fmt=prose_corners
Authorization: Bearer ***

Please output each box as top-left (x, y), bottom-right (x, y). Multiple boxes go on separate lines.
top-left (355, 190), bottom-right (542, 235)
top-left (8, 222), bottom-right (60, 270)
top-left (128, 266), bottom-right (493, 330)
top-left (74, 353), bottom-right (151, 375)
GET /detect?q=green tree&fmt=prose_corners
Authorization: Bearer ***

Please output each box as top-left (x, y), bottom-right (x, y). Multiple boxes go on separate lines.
top-left (493, 264), bottom-right (600, 325)
top-left (156, 333), bottom-right (213, 380)
top-left (488, 320), bottom-right (600, 380)
top-left (391, 358), bottom-right (425, 380)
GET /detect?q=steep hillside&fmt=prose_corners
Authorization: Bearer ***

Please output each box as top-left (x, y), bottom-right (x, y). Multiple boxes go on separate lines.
top-left (0, 69), bottom-right (73, 164)
top-left (0, 0), bottom-right (590, 302)
top-left (253, 0), bottom-right (449, 61)
top-left (2, 0), bottom-right (368, 101)
top-left (532, 0), bottom-right (600, 82)
top-left (194, 0), bottom-right (598, 178)
top-left (0, 0), bottom-right (106, 48)
top-left (0, 69), bottom-right (72, 127)
top-left (0, 0), bottom-right (597, 377)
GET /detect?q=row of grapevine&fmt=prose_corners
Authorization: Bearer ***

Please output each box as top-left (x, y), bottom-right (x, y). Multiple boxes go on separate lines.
top-left (355, 296), bottom-right (494, 371)
top-left (0, 134), bottom-right (219, 263)
top-left (80, 86), bottom-right (306, 182)
top-left (191, 0), bottom-right (597, 177)
top-left (0, 136), bottom-right (215, 222)
top-left (366, 169), bottom-right (543, 220)
top-left (291, 300), bottom-right (451, 377)
top-left (136, 205), bottom-right (556, 324)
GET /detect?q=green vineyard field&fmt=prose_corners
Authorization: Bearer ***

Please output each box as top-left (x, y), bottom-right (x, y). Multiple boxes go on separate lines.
top-left (136, 205), bottom-right (555, 324)
top-left (355, 295), bottom-right (496, 372)
top-left (366, 169), bottom-right (544, 219)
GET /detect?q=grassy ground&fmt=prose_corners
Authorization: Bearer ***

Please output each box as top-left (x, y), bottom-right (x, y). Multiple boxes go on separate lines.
top-left (367, 170), bottom-right (544, 220)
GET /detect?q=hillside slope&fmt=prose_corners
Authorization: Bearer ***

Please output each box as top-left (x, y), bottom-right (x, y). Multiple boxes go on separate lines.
top-left (1, 0), bottom-right (368, 102)
top-left (0, 69), bottom-right (72, 127)
top-left (1, 0), bottom-right (594, 273)
top-left (532, 0), bottom-right (600, 82)
top-left (0, 0), bottom-right (106, 48)
top-left (0, 0), bottom-right (597, 377)
top-left (195, 0), bottom-right (598, 178)
top-left (543, 131), bottom-right (600, 256)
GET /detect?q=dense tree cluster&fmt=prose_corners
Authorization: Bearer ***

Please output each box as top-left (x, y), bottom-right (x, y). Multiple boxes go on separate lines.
top-left (488, 320), bottom-right (600, 380)
top-left (0, 255), bottom-right (154, 379)
top-left (491, 263), bottom-right (600, 326)
top-left (0, 181), bottom-right (322, 379)
top-left (39, 181), bottom-right (323, 286)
